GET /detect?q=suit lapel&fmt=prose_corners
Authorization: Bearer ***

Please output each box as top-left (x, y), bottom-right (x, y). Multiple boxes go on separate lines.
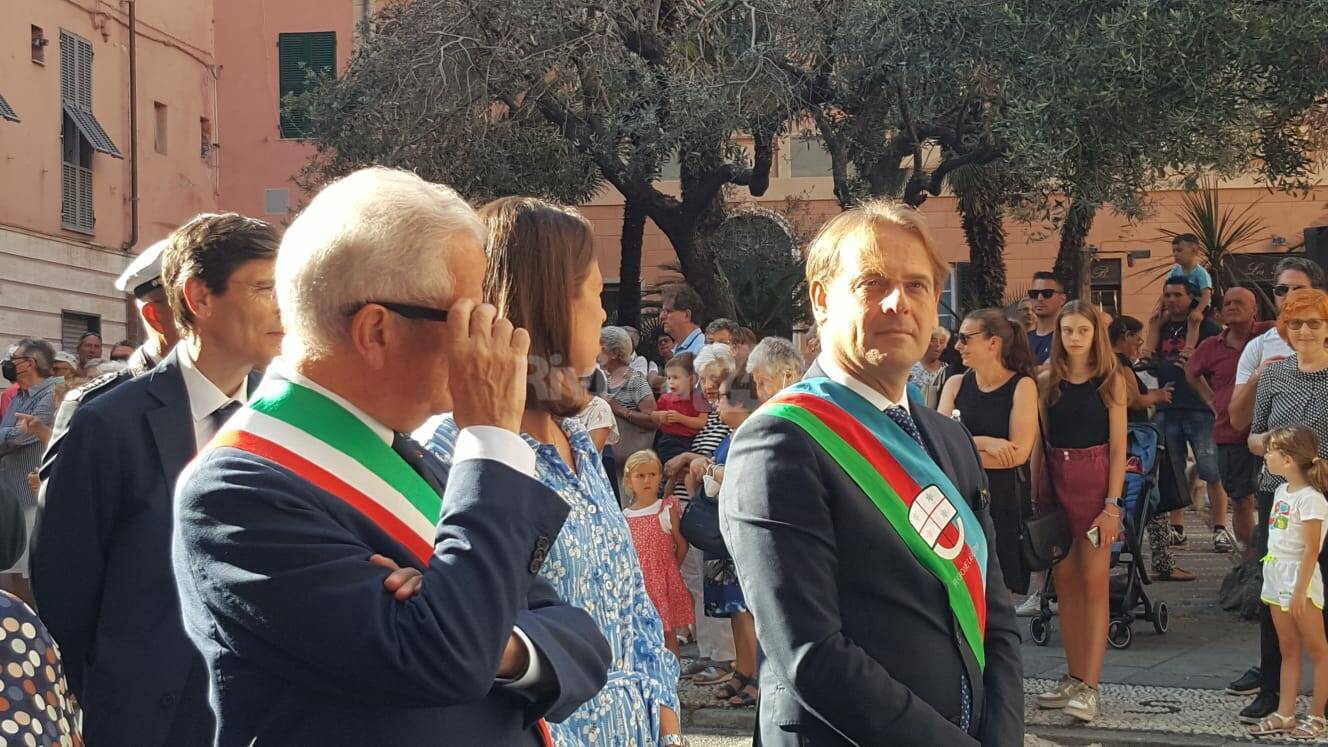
top-left (145, 351), bottom-right (197, 484)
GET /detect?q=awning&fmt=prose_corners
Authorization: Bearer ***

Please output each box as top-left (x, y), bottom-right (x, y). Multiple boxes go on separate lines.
top-left (62, 102), bottom-right (121, 158)
top-left (0, 94), bottom-right (18, 123)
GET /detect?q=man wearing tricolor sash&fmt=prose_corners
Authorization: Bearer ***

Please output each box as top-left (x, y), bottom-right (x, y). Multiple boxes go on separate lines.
top-left (171, 168), bottom-right (611, 746)
top-left (720, 201), bottom-right (1022, 746)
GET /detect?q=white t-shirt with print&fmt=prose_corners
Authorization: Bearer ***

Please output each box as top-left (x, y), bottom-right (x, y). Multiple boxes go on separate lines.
top-left (1267, 483), bottom-right (1328, 561)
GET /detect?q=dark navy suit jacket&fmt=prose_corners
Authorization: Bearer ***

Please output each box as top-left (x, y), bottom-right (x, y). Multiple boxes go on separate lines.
top-left (720, 365), bottom-right (1023, 746)
top-left (171, 425), bottom-right (611, 746)
top-left (31, 349), bottom-right (247, 746)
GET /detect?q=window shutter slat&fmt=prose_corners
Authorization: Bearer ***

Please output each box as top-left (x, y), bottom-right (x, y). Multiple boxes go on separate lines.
top-left (60, 31), bottom-right (76, 103)
top-left (278, 32), bottom-right (336, 139)
top-left (77, 37), bottom-right (93, 110)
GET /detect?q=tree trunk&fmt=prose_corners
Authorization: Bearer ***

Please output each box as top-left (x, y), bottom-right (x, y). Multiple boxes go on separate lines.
top-left (1054, 199), bottom-right (1096, 300)
top-left (953, 173), bottom-right (1007, 311)
top-left (615, 195), bottom-right (647, 328)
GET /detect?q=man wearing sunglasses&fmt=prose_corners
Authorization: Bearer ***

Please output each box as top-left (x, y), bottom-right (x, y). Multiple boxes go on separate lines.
top-left (1223, 256), bottom-right (1327, 719)
top-left (1230, 257), bottom-right (1326, 433)
top-left (1026, 271), bottom-right (1067, 366)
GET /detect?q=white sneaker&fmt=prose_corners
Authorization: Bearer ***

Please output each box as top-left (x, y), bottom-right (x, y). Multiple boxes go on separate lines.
top-left (1016, 594), bottom-right (1042, 617)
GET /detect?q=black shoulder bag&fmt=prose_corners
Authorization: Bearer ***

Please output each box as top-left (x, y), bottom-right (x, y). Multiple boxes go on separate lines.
top-left (1021, 413), bottom-right (1072, 571)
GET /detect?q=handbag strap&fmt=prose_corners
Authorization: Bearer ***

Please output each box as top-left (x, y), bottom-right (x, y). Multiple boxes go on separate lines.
top-left (1036, 401), bottom-right (1059, 507)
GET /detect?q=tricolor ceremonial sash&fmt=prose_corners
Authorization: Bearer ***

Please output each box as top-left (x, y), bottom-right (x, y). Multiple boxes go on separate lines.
top-left (760, 377), bottom-right (990, 669)
top-left (207, 374), bottom-right (442, 566)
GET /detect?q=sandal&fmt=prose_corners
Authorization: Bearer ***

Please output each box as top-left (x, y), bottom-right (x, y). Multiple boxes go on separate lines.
top-left (1290, 714), bottom-right (1328, 740)
top-left (714, 671), bottom-right (752, 700)
top-left (1248, 711), bottom-right (1298, 737)
top-left (727, 681), bottom-right (758, 707)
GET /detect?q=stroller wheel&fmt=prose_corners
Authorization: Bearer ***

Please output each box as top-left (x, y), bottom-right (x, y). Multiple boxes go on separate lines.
top-left (1029, 616), bottom-right (1050, 646)
top-left (1108, 618), bottom-right (1133, 649)
top-left (1153, 601), bottom-right (1169, 634)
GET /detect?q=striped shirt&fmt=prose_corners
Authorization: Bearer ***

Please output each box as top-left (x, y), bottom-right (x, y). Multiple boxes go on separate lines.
top-left (1252, 356), bottom-right (1328, 494)
top-left (671, 409), bottom-right (732, 500)
top-left (0, 377), bottom-right (60, 511)
top-left (605, 369), bottom-right (652, 412)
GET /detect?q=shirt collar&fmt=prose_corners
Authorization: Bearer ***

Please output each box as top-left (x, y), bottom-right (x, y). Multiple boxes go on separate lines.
top-left (19, 376), bottom-right (61, 398)
top-left (177, 343), bottom-right (249, 425)
top-left (271, 358), bottom-right (394, 445)
top-left (677, 327), bottom-right (703, 352)
top-left (815, 352), bottom-right (910, 413)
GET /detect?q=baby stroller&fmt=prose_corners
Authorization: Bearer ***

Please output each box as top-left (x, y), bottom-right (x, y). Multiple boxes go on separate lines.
top-left (1029, 422), bottom-right (1168, 649)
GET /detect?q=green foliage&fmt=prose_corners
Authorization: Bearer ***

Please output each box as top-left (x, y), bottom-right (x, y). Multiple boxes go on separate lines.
top-left (1158, 178), bottom-right (1271, 294)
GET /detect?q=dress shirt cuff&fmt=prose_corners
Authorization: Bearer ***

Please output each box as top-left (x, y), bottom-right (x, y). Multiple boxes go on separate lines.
top-left (495, 626), bottom-right (543, 689)
top-left (453, 426), bottom-right (536, 477)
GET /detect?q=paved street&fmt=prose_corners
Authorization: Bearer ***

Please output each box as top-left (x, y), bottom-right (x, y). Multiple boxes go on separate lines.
top-left (683, 505), bottom-right (1293, 744)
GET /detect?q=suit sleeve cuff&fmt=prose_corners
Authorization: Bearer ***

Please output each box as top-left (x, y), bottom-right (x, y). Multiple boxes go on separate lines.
top-left (453, 426), bottom-right (536, 477)
top-left (495, 626), bottom-right (544, 689)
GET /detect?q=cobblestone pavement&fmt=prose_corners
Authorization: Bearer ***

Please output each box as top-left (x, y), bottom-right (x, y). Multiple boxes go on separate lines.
top-left (682, 506), bottom-right (1290, 744)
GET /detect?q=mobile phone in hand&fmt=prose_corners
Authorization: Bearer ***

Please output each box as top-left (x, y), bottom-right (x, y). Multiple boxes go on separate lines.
top-left (1087, 526), bottom-right (1102, 548)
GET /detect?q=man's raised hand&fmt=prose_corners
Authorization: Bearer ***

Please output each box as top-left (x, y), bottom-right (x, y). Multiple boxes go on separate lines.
top-left (446, 298), bottom-right (530, 434)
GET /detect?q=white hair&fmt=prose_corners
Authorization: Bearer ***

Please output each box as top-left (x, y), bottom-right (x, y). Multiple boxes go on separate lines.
top-left (276, 167), bottom-right (484, 360)
top-left (747, 336), bottom-right (804, 379)
top-left (693, 342), bottom-right (736, 378)
top-left (599, 326), bottom-right (633, 364)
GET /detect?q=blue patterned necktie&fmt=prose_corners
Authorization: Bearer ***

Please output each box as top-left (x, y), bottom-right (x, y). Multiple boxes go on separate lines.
top-left (884, 405), bottom-right (925, 447)
top-left (884, 402), bottom-right (972, 730)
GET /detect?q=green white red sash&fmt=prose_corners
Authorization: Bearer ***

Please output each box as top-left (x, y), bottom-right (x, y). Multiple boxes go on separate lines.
top-left (760, 378), bottom-right (990, 669)
top-left (206, 374), bottom-right (442, 566)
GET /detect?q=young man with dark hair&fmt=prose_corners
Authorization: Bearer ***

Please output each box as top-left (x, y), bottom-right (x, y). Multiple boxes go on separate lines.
top-left (1027, 271), bottom-right (1067, 365)
top-left (1147, 277), bottom-right (1223, 550)
top-left (33, 213), bottom-right (281, 747)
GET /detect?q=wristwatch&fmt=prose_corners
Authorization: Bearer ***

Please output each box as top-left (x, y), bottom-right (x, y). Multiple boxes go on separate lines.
top-left (1105, 497), bottom-right (1123, 510)
top-left (660, 736), bottom-right (690, 747)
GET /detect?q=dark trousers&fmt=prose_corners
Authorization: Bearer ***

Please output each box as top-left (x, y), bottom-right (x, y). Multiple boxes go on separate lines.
top-left (1258, 489), bottom-right (1328, 703)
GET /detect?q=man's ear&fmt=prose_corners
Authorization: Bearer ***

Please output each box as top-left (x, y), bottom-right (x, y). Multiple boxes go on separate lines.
top-left (809, 279), bottom-right (829, 326)
top-left (348, 305), bottom-right (393, 370)
top-left (140, 301), bottom-right (165, 335)
top-left (182, 276), bottom-right (212, 324)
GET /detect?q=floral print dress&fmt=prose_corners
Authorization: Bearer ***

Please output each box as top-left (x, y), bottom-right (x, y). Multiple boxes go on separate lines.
top-left (420, 416), bottom-right (680, 746)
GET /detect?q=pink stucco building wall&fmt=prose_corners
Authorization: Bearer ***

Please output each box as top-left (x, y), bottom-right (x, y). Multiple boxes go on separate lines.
top-left (0, 0), bottom-right (218, 348)
top-left (214, 0), bottom-right (362, 221)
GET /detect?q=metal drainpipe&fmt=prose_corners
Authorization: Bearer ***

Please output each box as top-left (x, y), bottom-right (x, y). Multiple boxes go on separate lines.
top-left (121, 0), bottom-right (138, 253)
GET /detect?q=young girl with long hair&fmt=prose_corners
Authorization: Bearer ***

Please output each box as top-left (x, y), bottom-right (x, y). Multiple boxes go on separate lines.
top-left (1033, 301), bottom-right (1128, 723)
top-left (1248, 425), bottom-right (1328, 739)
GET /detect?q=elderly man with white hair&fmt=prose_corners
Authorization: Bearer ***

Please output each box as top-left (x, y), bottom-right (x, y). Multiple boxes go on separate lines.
top-left (171, 167), bottom-right (610, 746)
top-left (746, 336), bottom-right (805, 400)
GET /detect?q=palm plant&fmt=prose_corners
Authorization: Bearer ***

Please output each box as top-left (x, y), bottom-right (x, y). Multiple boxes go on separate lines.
top-left (1146, 177), bottom-right (1271, 297)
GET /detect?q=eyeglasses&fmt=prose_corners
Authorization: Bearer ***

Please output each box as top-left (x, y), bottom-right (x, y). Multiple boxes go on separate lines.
top-left (955, 332), bottom-right (988, 345)
top-left (348, 301), bottom-right (449, 322)
top-left (1275, 284), bottom-right (1310, 297)
top-left (7, 356), bottom-right (32, 365)
top-left (1286, 319), bottom-right (1327, 331)
top-left (1027, 289), bottom-right (1062, 300)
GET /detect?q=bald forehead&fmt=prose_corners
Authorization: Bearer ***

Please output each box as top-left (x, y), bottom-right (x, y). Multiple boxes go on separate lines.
top-left (1224, 287), bottom-right (1255, 304)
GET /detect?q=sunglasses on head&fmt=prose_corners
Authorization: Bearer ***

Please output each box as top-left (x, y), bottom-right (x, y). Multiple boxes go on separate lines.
top-left (1274, 284), bottom-right (1308, 297)
top-left (347, 301), bottom-right (449, 322)
top-left (955, 331), bottom-right (988, 345)
top-left (1287, 319), bottom-right (1327, 331)
top-left (1027, 289), bottom-right (1061, 300)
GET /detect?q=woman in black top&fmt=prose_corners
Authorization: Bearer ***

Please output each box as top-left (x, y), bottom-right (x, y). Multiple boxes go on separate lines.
top-left (1032, 301), bottom-right (1128, 723)
top-left (939, 308), bottom-right (1038, 594)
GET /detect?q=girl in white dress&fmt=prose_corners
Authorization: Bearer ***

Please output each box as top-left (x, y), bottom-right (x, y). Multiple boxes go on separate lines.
top-left (1250, 425), bottom-right (1328, 739)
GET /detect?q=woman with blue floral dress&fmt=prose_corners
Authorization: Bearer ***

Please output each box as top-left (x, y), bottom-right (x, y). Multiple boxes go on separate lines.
top-left (417, 197), bottom-right (680, 746)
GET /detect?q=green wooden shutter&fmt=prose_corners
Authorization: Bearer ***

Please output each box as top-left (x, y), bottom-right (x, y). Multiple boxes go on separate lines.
top-left (278, 32), bottom-right (336, 139)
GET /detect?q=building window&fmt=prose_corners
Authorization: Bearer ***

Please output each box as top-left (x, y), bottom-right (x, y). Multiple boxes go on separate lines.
top-left (0, 94), bottom-right (18, 124)
top-left (200, 117), bottom-right (213, 159)
top-left (263, 188), bottom-right (290, 215)
top-left (153, 101), bottom-right (168, 154)
top-left (61, 311), bottom-right (101, 353)
top-left (790, 135), bottom-right (834, 177)
top-left (938, 265), bottom-right (965, 330)
top-left (60, 30), bottom-right (121, 234)
top-left (278, 32), bottom-right (336, 139)
top-left (32, 25), bottom-right (48, 65)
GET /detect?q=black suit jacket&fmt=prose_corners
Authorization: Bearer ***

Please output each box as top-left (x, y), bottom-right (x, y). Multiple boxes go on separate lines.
top-left (30, 349), bottom-right (255, 747)
top-left (172, 422), bottom-right (611, 745)
top-left (720, 365), bottom-right (1023, 746)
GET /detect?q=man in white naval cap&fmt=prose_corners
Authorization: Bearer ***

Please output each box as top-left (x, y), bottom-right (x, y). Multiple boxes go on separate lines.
top-left (41, 240), bottom-right (179, 449)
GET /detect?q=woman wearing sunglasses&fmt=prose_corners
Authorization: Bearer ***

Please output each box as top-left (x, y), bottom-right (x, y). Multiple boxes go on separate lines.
top-left (938, 309), bottom-right (1039, 597)
top-left (1244, 288), bottom-right (1328, 731)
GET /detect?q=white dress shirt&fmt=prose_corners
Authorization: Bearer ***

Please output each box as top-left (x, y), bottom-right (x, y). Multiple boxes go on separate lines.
top-left (816, 352), bottom-right (911, 414)
top-left (177, 343), bottom-right (249, 448)
top-left (273, 359), bottom-right (545, 688)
